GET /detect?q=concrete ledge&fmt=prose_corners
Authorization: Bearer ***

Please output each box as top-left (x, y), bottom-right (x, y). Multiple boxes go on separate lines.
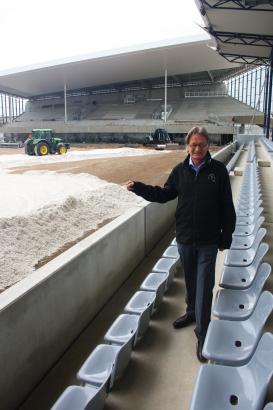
top-left (212, 142), bottom-right (236, 163)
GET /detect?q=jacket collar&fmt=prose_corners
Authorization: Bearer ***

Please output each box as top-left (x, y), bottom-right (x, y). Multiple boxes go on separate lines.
top-left (183, 151), bottom-right (212, 168)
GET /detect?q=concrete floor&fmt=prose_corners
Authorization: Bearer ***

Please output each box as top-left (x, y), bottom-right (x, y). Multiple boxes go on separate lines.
top-left (19, 143), bottom-right (273, 410)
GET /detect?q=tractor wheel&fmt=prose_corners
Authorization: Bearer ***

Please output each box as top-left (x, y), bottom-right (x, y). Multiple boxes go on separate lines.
top-left (57, 145), bottom-right (67, 155)
top-left (35, 142), bottom-right (49, 156)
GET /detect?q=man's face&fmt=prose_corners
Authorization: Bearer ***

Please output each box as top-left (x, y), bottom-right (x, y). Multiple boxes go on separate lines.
top-left (187, 133), bottom-right (209, 165)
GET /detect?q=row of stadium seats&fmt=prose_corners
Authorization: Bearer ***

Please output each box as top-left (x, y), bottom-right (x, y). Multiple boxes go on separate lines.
top-left (13, 95), bottom-right (255, 124)
top-left (190, 142), bottom-right (273, 409)
top-left (51, 241), bottom-right (181, 409)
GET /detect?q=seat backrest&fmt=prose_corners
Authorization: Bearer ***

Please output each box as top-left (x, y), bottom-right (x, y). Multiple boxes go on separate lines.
top-left (252, 243), bottom-right (269, 271)
top-left (255, 216), bottom-right (265, 231)
top-left (152, 257), bottom-right (176, 273)
top-left (250, 291), bottom-right (273, 328)
top-left (111, 338), bottom-right (132, 387)
top-left (252, 228), bottom-right (268, 252)
top-left (76, 344), bottom-right (117, 388)
top-left (264, 403), bottom-right (273, 410)
top-left (104, 314), bottom-right (139, 346)
top-left (248, 333), bottom-right (273, 405)
top-left (252, 226), bottom-right (267, 244)
top-left (252, 263), bottom-right (271, 295)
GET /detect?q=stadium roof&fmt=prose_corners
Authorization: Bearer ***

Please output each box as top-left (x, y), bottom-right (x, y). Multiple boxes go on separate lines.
top-left (195, 0), bottom-right (273, 65)
top-left (0, 35), bottom-right (241, 98)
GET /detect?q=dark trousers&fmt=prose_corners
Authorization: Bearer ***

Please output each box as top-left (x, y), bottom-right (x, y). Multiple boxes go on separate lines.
top-left (177, 242), bottom-right (218, 341)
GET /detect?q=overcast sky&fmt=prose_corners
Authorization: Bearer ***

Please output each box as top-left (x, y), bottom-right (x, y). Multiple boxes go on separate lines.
top-left (0, 0), bottom-right (208, 70)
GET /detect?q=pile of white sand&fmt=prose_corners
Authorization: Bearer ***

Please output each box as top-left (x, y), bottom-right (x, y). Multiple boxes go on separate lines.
top-left (0, 183), bottom-right (144, 292)
top-left (0, 148), bottom-right (159, 292)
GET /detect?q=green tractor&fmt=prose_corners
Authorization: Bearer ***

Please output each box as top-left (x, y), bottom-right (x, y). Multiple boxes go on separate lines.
top-left (24, 129), bottom-right (70, 156)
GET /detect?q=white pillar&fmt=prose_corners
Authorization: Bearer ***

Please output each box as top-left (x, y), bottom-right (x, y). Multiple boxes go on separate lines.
top-left (8, 96), bottom-right (12, 124)
top-left (164, 69), bottom-right (167, 123)
top-left (64, 83), bottom-right (67, 123)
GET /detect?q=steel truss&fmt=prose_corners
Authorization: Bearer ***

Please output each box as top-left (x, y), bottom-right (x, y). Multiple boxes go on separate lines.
top-left (200, 0), bottom-right (273, 11)
top-left (219, 52), bottom-right (271, 65)
top-left (209, 31), bottom-right (273, 47)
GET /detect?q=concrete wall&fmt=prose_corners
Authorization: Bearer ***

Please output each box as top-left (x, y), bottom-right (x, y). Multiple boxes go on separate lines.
top-left (212, 142), bottom-right (236, 163)
top-left (3, 120), bottom-right (235, 136)
top-left (0, 207), bottom-right (146, 409)
top-left (0, 144), bottom-right (230, 409)
top-left (145, 200), bottom-right (177, 253)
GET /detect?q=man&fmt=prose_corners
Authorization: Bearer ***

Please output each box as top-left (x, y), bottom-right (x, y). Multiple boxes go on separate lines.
top-left (127, 126), bottom-right (236, 362)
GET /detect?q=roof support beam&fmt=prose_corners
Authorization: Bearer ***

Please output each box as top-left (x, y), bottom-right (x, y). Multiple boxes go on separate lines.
top-left (207, 71), bottom-right (214, 82)
top-left (265, 51), bottom-right (273, 138)
top-left (209, 30), bottom-right (273, 47)
top-left (219, 52), bottom-right (270, 65)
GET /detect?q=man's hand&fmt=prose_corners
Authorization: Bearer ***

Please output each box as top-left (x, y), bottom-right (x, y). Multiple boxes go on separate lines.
top-left (126, 180), bottom-right (135, 191)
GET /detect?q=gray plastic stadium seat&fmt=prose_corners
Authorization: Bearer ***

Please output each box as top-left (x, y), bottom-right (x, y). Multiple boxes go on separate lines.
top-left (264, 404), bottom-right (273, 410)
top-left (236, 199), bottom-right (262, 217)
top-left (224, 228), bottom-right (266, 267)
top-left (77, 344), bottom-right (118, 390)
top-left (104, 313), bottom-right (139, 347)
top-left (237, 193), bottom-right (261, 205)
top-left (152, 257), bottom-right (177, 287)
top-left (236, 206), bottom-right (263, 226)
top-left (162, 245), bottom-right (179, 261)
top-left (230, 227), bottom-right (266, 250)
top-left (220, 243), bottom-right (269, 289)
top-left (51, 384), bottom-right (106, 410)
top-left (189, 332), bottom-right (273, 410)
top-left (213, 263), bottom-right (271, 320)
top-left (124, 291), bottom-right (156, 336)
top-left (238, 186), bottom-right (260, 197)
top-left (233, 220), bottom-right (261, 237)
top-left (140, 272), bottom-right (168, 311)
top-left (203, 291), bottom-right (273, 365)
top-left (238, 188), bottom-right (260, 199)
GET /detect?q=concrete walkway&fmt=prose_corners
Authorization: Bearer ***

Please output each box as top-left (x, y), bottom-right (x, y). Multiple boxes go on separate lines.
top-left (19, 143), bottom-right (273, 410)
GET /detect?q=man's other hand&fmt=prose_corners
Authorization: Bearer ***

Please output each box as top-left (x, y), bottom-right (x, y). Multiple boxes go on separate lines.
top-left (126, 180), bottom-right (135, 191)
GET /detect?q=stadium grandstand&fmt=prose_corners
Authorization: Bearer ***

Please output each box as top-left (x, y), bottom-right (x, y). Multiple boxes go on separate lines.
top-left (0, 33), bottom-right (270, 145)
top-left (1, 1), bottom-right (273, 410)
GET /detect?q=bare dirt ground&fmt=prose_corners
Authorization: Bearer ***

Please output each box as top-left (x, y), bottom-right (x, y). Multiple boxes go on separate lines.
top-left (2, 144), bottom-right (221, 186)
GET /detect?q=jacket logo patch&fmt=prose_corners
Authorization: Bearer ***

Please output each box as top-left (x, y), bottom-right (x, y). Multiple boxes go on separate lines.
top-left (208, 173), bottom-right (216, 183)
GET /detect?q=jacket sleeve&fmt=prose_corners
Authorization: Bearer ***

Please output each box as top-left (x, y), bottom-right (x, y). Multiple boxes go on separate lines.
top-left (219, 166), bottom-right (236, 249)
top-left (131, 170), bottom-right (178, 203)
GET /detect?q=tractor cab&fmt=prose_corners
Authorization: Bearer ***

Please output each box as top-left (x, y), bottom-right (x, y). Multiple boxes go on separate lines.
top-left (32, 128), bottom-right (54, 141)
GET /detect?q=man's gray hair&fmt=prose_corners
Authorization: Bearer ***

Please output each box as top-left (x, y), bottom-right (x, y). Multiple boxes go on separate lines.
top-left (185, 126), bottom-right (209, 145)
